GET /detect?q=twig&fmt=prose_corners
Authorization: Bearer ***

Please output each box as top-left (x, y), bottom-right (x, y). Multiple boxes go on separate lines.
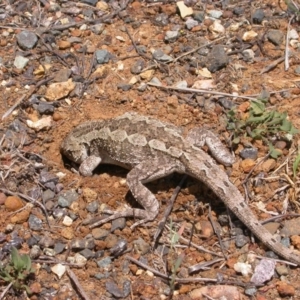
top-left (123, 25), bottom-right (152, 60)
top-left (170, 36), bottom-right (226, 63)
top-left (165, 224), bottom-right (224, 257)
top-left (208, 205), bottom-right (227, 259)
top-left (2, 76), bottom-right (54, 120)
top-left (285, 15), bottom-right (295, 71)
top-left (260, 213), bottom-right (300, 225)
top-left (188, 258), bottom-right (224, 274)
top-left (67, 267), bottom-right (91, 300)
top-left (147, 83), bottom-right (258, 101)
top-left (0, 282), bottom-right (13, 300)
top-left (260, 56), bottom-right (285, 75)
top-left (253, 254), bottom-right (297, 267)
top-left (153, 175), bottom-right (187, 245)
top-left (202, 294), bottom-right (216, 300)
top-left (1, 95), bottom-right (26, 120)
top-left (242, 152), bottom-right (270, 203)
top-left (126, 255), bottom-right (262, 287)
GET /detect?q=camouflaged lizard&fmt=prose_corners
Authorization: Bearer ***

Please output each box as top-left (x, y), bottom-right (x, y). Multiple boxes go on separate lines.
top-left (61, 112), bottom-right (300, 265)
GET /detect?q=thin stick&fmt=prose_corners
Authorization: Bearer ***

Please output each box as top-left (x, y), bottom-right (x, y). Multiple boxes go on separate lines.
top-left (153, 175), bottom-right (187, 244)
top-left (67, 267), bottom-right (91, 300)
top-left (147, 83), bottom-right (258, 101)
top-left (0, 282), bottom-right (13, 300)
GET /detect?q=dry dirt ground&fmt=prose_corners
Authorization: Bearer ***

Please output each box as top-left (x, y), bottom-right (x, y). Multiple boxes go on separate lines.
top-left (1, 0), bottom-right (300, 299)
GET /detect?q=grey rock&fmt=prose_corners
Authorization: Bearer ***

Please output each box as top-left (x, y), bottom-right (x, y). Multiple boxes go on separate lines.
top-left (90, 24), bottom-right (105, 35)
top-left (185, 18), bottom-right (198, 30)
top-left (218, 214), bottom-right (229, 226)
top-left (240, 148), bottom-right (258, 160)
top-left (133, 237), bottom-right (150, 255)
top-left (39, 171), bottom-right (58, 184)
top-left (137, 82), bottom-right (147, 92)
top-left (136, 45), bottom-right (147, 54)
top-left (82, 9), bottom-right (94, 18)
top-left (95, 250), bottom-right (104, 259)
top-left (111, 218), bottom-right (126, 232)
top-left (281, 218), bottom-right (300, 236)
top-left (45, 200), bottom-right (55, 211)
top-left (39, 236), bottom-right (54, 248)
top-left (281, 237), bottom-right (290, 248)
top-left (193, 11), bottom-right (205, 22)
top-left (117, 84), bottom-right (132, 91)
top-left (264, 251), bottom-right (279, 260)
top-left (42, 190), bottom-right (55, 203)
top-left (209, 10), bottom-right (223, 19)
top-left (44, 248), bottom-right (56, 256)
top-left (233, 7), bottom-right (244, 15)
top-left (52, 208), bottom-right (65, 218)
top-left (30, 245), bottom-right (42, 259)
top-left (130, 59), bottom-right (145, 74)
top-left (53, 69), bottom-right (72, 82)
top-left (80, 0), bottom-right (97, 6)
top-left (150, 77), bottom-right (162, 85)
top-left (267, 30), bottom-right (284, 46)
top-left (16, 31), bottom-right (38, 50)
top-left (153, 13), bottom-right (169, 26)
top-left (94, 271), bottom-right (110, 279)
top-left (175, 81), bottom-right (188, 89)
top-left (252, 9), bottom-right (265, 24)
top-left (95, 49), bottom-right (111, 64)
top-left (235, 234), bottom-right (250, 248)
top-left (207, 45), bottom-right (229, 72)
top-left (54, 242), bottom-right (66, 254)
top-left (218, 97), bottom-right (235, 109)
top-left (152, 49), bottom-right (172, 62)
top-left (242, 49), bottom-right (255, 62)
top-left (44, 182), bottom-right (56, 192)
top-left (97, 257), bottom-right (112, 268)
top-left (80, 248), bottom-right (95, 259)
top-left (28, 214), bottom-right (43, 231)
top-left (295, 66), bottom-right (300, 75)
top-left (156, 245), bottom-right (169, 256)
top-left (92, 228), bottom-right (109, 240)
top-left (86, 201), bottom-right (98, 213)
top-left (106, 280), bottom-right (131, 298)
top-left (245, 287), bottom-right (257, 296)
top-left (164, 30), bottom-right (179, 42)
top-left (58, 189), bottom-right (79, 207)
top-left (27, 235), bottom-right (39, 247)
top-left (71, 238), bottom-right (95, 250)
top-left (110, 239), bottom-right (127, 257)
top-left (14, 56), bottom-right (29, 69)
top-left (48, 3), bottom-right (61, 12)
top-left (36, 102), bottom-right (54, 114)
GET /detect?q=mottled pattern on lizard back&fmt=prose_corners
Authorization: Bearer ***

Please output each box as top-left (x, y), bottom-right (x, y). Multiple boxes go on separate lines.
top-left (61, 112), bottom-right (188, 167)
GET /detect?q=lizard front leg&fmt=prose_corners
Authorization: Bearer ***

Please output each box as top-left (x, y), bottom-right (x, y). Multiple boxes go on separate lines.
top-left (89, 157), bottom-right (186, 229)
top-left (79, 155), bottom-right (102, 176)
top-left (186, 128), bottom-right (234, 166)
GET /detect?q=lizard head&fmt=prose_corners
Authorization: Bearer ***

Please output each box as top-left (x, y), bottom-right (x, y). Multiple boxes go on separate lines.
top-left (60, 134), bottom-right (88, 164)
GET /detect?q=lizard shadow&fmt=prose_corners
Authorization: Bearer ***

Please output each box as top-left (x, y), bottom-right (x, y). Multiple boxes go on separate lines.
top-left (93, 164), bottom-right (229, 222)
top-left (62, 157), bottom-right (229, 223)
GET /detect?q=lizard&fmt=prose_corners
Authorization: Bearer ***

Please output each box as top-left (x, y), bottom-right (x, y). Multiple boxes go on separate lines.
top-left (60, 111), bottom-right (300, 265)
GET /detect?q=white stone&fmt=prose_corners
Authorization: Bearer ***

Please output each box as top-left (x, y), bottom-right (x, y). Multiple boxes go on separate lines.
top-left (51, 264), bottom-right (66, 279)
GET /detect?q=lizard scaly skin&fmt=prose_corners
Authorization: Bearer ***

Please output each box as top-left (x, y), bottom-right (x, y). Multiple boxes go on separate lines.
top-left (61, 112), bottom-right (300, 265)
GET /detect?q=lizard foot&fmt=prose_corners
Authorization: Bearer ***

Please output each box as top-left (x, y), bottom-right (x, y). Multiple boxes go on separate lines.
top-left (89, 208), bottom-right (157, 229)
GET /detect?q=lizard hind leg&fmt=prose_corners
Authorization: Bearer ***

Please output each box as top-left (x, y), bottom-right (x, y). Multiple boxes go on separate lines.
top-left (186, 127), bottom-right (235, 166)
top-left (89, 158), bottom-right (185, 229)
